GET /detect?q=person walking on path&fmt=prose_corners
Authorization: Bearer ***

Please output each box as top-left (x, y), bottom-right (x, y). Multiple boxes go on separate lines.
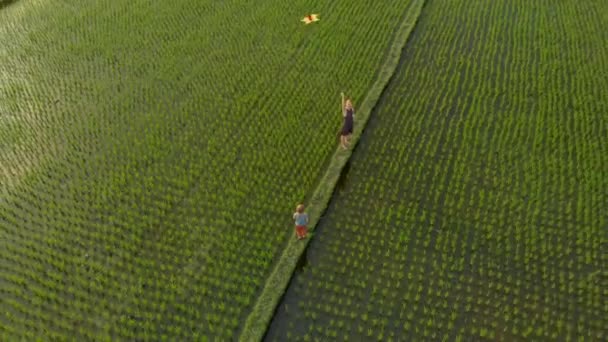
top-left (340, 92), bottom-right (355, 149)
top-left (293, 204), bottom-right (309, 240)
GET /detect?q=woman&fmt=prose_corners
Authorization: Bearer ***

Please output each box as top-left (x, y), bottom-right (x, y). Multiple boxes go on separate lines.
top-left (340, 92), bottom-right (354, 149)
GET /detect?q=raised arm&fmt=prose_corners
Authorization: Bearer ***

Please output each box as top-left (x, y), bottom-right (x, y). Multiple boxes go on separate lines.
top-left (341, 92), bottom-right (345, 115)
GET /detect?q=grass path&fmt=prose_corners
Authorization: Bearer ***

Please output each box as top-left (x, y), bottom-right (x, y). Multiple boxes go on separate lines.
top-left (237, 0), bottom-right (427, 340)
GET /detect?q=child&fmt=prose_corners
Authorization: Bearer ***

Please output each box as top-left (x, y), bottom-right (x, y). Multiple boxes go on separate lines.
top-left (293, 204), bottom-right (309, 240)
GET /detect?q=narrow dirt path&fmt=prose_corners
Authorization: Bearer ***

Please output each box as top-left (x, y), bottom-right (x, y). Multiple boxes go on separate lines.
top-left (237, 1), bottom-right (428, 340)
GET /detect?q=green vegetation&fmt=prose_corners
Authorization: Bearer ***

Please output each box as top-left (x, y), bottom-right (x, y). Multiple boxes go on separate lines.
top-left (2, 0), bottom-right (606, 341)
top-left (266, 0), bottom-right (607, 340)
top-left (239, 1), bottom-right (426, 340)
top-left (0, 0), bottom-right (416, 340)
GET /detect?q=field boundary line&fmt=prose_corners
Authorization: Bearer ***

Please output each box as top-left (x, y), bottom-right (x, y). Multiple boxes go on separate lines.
top-left (238, 1), bottom-right (427, 340)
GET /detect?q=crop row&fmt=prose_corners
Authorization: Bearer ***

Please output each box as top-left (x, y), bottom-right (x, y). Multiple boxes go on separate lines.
top-left (266, 0), bottom-right (607, 341)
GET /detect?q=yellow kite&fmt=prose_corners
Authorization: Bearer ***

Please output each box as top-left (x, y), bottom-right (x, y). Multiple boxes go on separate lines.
top-left (301, 14), bottom-right (320, 24)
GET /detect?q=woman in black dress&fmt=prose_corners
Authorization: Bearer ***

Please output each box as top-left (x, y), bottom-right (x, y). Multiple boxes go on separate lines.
top-left (340, 92), bottom-right (354, 149)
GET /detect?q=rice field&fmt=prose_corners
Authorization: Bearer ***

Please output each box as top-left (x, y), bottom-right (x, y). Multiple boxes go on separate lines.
top-left (266, 0), bottom-right (607, 340)
top-left (1, 0), bottom-right (606, 341)
top-left (0, 0), bottom-right (416, 340)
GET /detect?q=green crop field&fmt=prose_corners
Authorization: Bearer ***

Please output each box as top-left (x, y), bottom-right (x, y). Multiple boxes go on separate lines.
top-left (1, 0), bottom-right (606, 341)
top-left (266, 0), bottom-right (607, 341)
top-left (0, 0), bottom-right (418, 340)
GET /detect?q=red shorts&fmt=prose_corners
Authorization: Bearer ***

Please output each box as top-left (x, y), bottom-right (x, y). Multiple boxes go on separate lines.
top-left (296, 225), bottom-right (308, 237)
